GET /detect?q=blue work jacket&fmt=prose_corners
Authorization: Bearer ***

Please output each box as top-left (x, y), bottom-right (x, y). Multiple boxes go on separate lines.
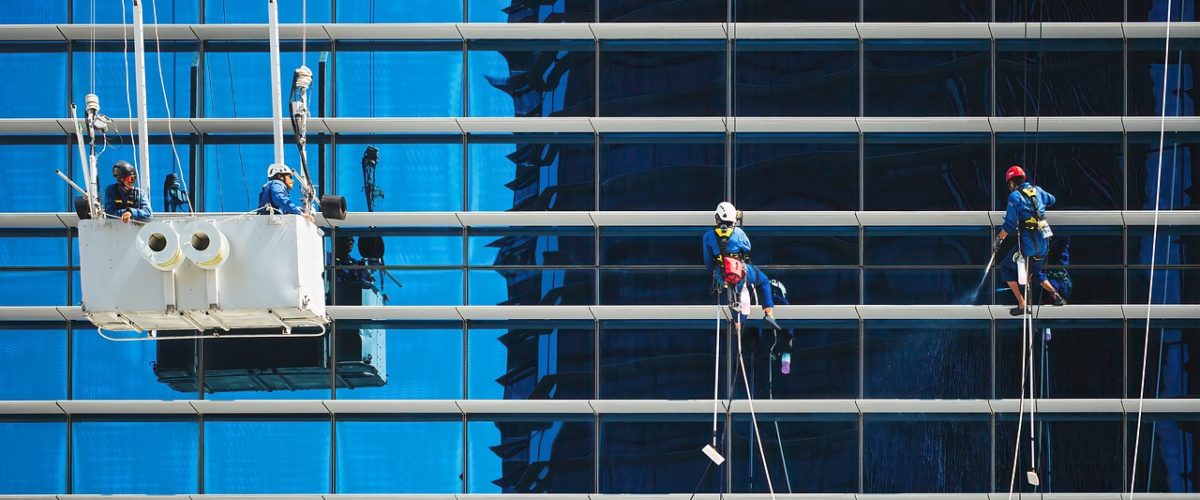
top-left (257, 179), bottom-right (304, 215)
top-left (1002, 182), bottom-right (1056, 258)
top-left (702, 226), bottom-right (751, 274)
top-left (103, 183), bottom-right (152, 222)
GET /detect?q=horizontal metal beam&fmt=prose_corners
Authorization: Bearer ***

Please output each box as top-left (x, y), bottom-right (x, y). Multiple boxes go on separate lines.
top-left (1, 398), bottom-right (1194, 416)
top-left (6, 117), bottom-right (1200, 135)
top-left (5, 22), bottom-right (1200, 41)
top-left (2, 305), bottom-right (1197, 323)
top-left (1, 211), bottom-right (1197, 231)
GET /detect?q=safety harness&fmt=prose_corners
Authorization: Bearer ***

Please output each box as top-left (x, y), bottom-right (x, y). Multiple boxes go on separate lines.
top-left (714, 224), bottom-right (747, 286)
top-left (1018, 186), bottom-right (1047, 232)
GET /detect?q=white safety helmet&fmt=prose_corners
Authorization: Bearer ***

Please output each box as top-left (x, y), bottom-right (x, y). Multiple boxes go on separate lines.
top-left (715, 201), bottom-right (738, 224)
top-left (267, 163), bottom-right (295, 179)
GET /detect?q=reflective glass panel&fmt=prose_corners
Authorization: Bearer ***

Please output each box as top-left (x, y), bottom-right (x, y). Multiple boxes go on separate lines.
top-left (468, 135), bottom-right (596, 211)
top-left (731, 414), bottom-right (858, 492)
top-left (1129, 39), bottom-right (1200, 117)
top-left (202, 139), bottom-right (321, 212)
top-left (599, 416), bottom-right (719, 493)
top-left (470, 0), bottom-right (595, 23)
top-left (1128, 132), bottom-right (1200, 210)
top-left (74, 0), bottom-right (198, 23)
top-left (73, 419), bottom-right (198, 494)
top-left (996, 319), bottom-right (1124, 398)
top-left (734, 41), bottom-right (858, 117)
top-left (1129, 268), bottom-right (1200, 305)
top-left (336, 324), bottom-right (463, 400)
top-left (1129, 0), bottom-right (1200, 21)
top-left (334, 137), bottom-right (463, 212)
top-left (600, 134), bottom-right (725, 211)
top-left (71, 42), bottom-right (195, 118)
top-left (335, 229), bottom-right (463, 267)
top-left (765, 268), bottom-right (861, 305)
top-left (0, 328), bottom-right (66, 400)
top-left (204, 419), bottom-right (331, 493)
top-left (470, 228), bottom-right (594, 267)
top-left (734, 321), bottom-right (859, 399)
top-left (470, 269), bottom-right (595, 305)
top-left (1052, 226), bottom-right (1124, 266)
top-left (864, 40), bottom-right (990, 116)
top-left (863, 414), bottom-right (990, 493)
top-left (864, 133), bottom-right (991, 211)
top-left (599, 269), bottom-right (713, 305)
top-left (996, 0), bottom-right (1124, 21)
top-left (336, 0), bottom-right (462, 22)
top-left (733, 134), bottom-right (860, 211)
top-left (205, 42), bottom-right (326, 118)
top-left (0, 270), bottom-right (67, 306)
top-left (864, 320), bottom-right (989, 399)
top-left (468, 41), bottom-right (595, 117)
top-left (0, 43), bottom-right (67, 118)
top-left (336, 417), bottom-right (463, 493)
top-left (601, 226), bottom-right (706, 266)
top-left (996, 39), bottom-right (1124, 116)
top-left (600, 321), bottom-right (724, 399)
top-left (599, 0), bottom-right (727, 22)
top-left (0, 419), bottom-right (66, 494)
top-left (0, 142), bottom-right (69, 213)
top-left (468, 322), bottom-right (593, 399)
top-left (864, 269), bottom-right (988, 305)
top-left (1129, 225), bottom-right (1200, 266)
top-left (206, 0), bottom-right (329, 22)
top-left (599, 41), bottom-right (726, 117)
top-left (996, 133), bottom-right (1124, 210)
top-left (335, 42), bottom-right (463, 117)
top-left (865, 227), bottom-right (991, 266)
top-left (736, 226), bottom-right (859, 266)
top-left (735, 0), bottom-right (858, 21)
top-left (469, 417), bottom-right (594, 493)
top-left (73, 328), bottom-right (194, 399)
top-left (864, 0), bottom-right (989, 21)
top-left (1129, 321), bottom-right (1200, 398)
top-left (0, 2), bottom-right (66, 23)
top-left (995, 414), bottom-right (1123, 492)
top-left (1128, 413), bottom-right (1200, 493)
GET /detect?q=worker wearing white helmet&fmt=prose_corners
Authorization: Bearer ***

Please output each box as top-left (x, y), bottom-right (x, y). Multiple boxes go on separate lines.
top-left (257, 163), bottom-right (313, 223)
top-left (701, 202), bottom-right (780, 329)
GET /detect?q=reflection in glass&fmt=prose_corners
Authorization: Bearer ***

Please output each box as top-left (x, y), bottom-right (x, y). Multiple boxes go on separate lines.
top-left (0, 270), bottom-right (66, 306)
top-left (864, 414), bottom-right (989, 492)
top-left (469, 0), bottom-right (595, 23)
top-left (205, 42), bottom-right (325, 118)
top-left (865, 320), bottom-right (989, 399)
top-left (996, 133), bottom-right (1123, 210)
top-left (469, 323), bottom-right (593, 400)
top-left (600, 269), bottom-right (713, 305)
top-left (600, 321), bottom-right (722, 399)
top-left (765, 269), bottom-right (860, 305)
top-left (204, 419), bottom-right (331, 494)
top-left (1128, 413), bottom-right (1200, 493)
top-left (600, 135), bottom-right (724, 211)
top-left (1129, 268), bottom-right (1200, 305)
top-left (470, 269), bottom-right (595, 305)
top-left (734, 41), bottom-right (858, 117)
top-left (1128, 133), bottom-right (1200, 210)
top-left (469, 41), bottom-right (594, 117)
top-left (0, 2), bottom-right (67, 23)
top-left (73, 329), bottom-right (188, 400)
top-left (996, 39), bottom-right (1123, 116)
top-left (337, 325), bottom-right (462, 400)
top-left (996, 320), bottom-right (1124, 399)
top-left (1129, 39), bottom-right (1199, 117)
top-left (864, 0), bottom-right (989, 21)
top-left (734, 134), bottom-right (860, 211)
top-left (335, 138), bottom-right (462, 212)
top-left (203, 140), bottom-right (321, 213)
top-left (470, 228), bottom-right (594, 267)
top-left (864, 134), bottom-right (990, 211)
top-left (1129, 0), bottom-right (1200, 22)
top-left (336, 418), bottom-right (462, 493)
top-left (996, 414), bottom-right (1123, 493)
top-left (735, 0), bottom-right (857, 21)
top-left (996, 0), bottom-right (1124, 22)
top-left (600, 0), bottom-right (727, 22)
top-left (601, 226), bottom-right (703, 266)
top-left (735, 321), bottom-right (858, 399)
top-left (731, 414), bottom-right (858, 492)
top-left (865, 227), bottom-right (990, 266)
top-left (0, 142), bottom-right (69, 213)
top-left (469, 417), bottom-right (594, 492)
top-left (71, 42), bottom-right (195, 118)
top-left (0, 43), bottom-right (66, 118)
top-left (468, 136), bottom-right (596, 211)
top-left (600, 416), bottom-right (719, 493)
top-left (335, 42), bottom-right (463, 117)
top-left (864, 40), bottom-right (990, 116)
top-left (73, 419), bottom-right (198, 494)
top-left (864, 269), bottom-right (988, 305)
top-left (0, 419), bottom-right (66, 494)
top-left (206, 0), bottom-right (329, 23)
top-left (600, 41), bottom-right (726, 116)
top-left (0, 329), bottom-right (65, 400)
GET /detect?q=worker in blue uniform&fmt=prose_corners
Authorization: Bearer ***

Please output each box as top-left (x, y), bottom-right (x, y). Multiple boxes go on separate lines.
top-left (103, 160), bottom-right (151, 223)
top-left (994, 165), bottom-right (1066, 315)
top-left (257, 163), bottom-right (314, 223)
top-left (703, 202), bottom-right (781, 329)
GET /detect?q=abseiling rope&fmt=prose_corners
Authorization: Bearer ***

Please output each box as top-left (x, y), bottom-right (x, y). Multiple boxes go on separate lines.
top-left (149, 0), bottom-right (193, 213)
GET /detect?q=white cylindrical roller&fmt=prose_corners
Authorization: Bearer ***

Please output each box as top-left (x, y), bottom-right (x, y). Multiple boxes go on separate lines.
top-left (181, 220), bottom-right (230, 270)
top-left (136, 221), bottom-right (184, 271)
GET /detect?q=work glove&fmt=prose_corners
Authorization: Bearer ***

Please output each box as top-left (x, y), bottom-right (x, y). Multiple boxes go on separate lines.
top-left (991, 236), bottom-right (1003, 255)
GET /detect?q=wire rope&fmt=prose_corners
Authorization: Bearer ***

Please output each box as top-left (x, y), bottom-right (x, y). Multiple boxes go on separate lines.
top-left (149, 0), bottom-right (193, 213)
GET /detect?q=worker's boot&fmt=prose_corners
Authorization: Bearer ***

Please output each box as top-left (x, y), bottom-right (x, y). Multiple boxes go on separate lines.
top-left (1009, 305), bottom-right (1025, 316)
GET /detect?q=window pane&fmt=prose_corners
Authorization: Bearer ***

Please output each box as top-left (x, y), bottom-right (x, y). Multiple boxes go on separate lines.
top-left (600, 321), bottom-right (722, 399)
top-left (0, 2), bottom-right (66, 23)
top-left (864, 269), bottom-right (987, 305)
top-left (599, 416), bottom-right (718, 493)
top-left (996, 39), bottom-right (1123, 116)
top-left (73, 329), bottom-right (192, 399)
top-left (203, 140), bottom-right (321, 212)
top-left (468, 323), bottom-right (593, 399)
top-left (1129, 321), bottom-right (1200, 399)
top-left (864, 40), bottom-right (990, 116)
top-left (734, 41), bottom-right (858, 117)
top-left (1129, 39), bottom-right (1200, 117)
top-left (204, 419), bottom-right (331, 494)
top-left (1129, 268), bottom-right (1200, 305)
top-left (469, 0), bottom-right (595, 22)
top-left (600, 0), bottom-right (727, 22)
top-left (468, 41), bottom-right (594, 117)
top-left (99, 141), bottom-right (197, 214)
top-left (733, 134), bottom-right (859, 211)
top-left (1054, 225), bottom-right (1124, 266)
top-left (469, 417), bottom-right (594, 493)
top-left (864, 414), bottom-right (989, 493)
top-left (767, 268), bottom-right (860, 305)
top-left (864, 0), bottom-right (989, 21)
top-left (600, 42), bottom-right (726, 117)
top-left (72, 42), bottom-right (196, 118)
top-left (337, 229), bottom-right (463, 267)
top-left (468, 136), bottom-right (596, 211)
top-left (600, 135), bottom-right (724, 211)
top-left (601, 226), bottom-right (701, 266)
top-left (735, 0), bottom-right (857, 21)
top-left (996, 0), bottom-right (1124, 21)
top-left (337, 325), bottom-right (462, 399)
top-left (206, 0), bottom-right (329, 22)
top-left (865, 227), bottom-right (990, 266)
top-left (469, 228), bottom-right (594, 267)
top-left (74, 0), bottom-right (198, 23)
top-left (1129, 0), bottom-right (1200, 21)
top-left (731, 414), bottom-right (858, 493)
top-left (735, 321), bottom-right (859, 399)
top-left (200, 334), bottom-right (331, 399)
top-left (996, 319), bottom-right (1124, 398)
top-left (0, 142), bottom-right (69, 213)
top-left (996, 133), bottom-right (1124, 210)
top-left (1129, 413), bottom-right (1200, 493)
top-left (0, 270), bottom-right (66, 306)
top-left (0, 329), bottom-right (66, 400)
top-left (73, 419), bottom-right (198, 494)
top-left (864, 134), bottom-right (990, 211)
top-left (336, 0), bottom-right (462, 22)
top-left (600, 269), bottom-right (713, 305)
top-left (0, 419), bottom-right (66, 494)
top-left (469, 269), bottom-right (595, 305)
top-left (864, 320), bottom-right (989, 399)
top-left (743, 227), bottom-right (860, 266)
top-left (1128, 132), bottom-right (1200, 210)
top-left (996, 414), bottom-right (1123, 493)
top-left (205, 42), bottom-right (326, 118)
top-left (336, 418), bottom-right (462, 493)
top-left (0, 43), bottom-right (66, 118)
top-left (335, 42), bottom-right (463, 117)
top-left (334, 138), bottom-right (463, 211)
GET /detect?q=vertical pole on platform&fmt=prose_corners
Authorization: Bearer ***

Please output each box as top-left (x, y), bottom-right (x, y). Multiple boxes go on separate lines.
top-left (132, 0), bottom-right (153, 206)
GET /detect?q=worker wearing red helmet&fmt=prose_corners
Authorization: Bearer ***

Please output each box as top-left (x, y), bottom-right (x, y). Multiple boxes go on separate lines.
top-left (994, 165), bottom-right (1066, 315)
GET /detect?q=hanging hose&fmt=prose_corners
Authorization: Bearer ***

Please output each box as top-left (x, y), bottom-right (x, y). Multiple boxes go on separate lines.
top-left (290, 64), bottom-right (318, 211)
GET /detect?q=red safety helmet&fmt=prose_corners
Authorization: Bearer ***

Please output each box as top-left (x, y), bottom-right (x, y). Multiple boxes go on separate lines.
top-left (1005, 165), bottom-right (1026, 182)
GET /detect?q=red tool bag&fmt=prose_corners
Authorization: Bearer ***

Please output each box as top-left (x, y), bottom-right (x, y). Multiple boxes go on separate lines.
top-left (722, 256), bottom-right (745, 285)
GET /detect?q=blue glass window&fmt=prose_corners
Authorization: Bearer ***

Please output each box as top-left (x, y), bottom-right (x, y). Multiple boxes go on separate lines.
top-left (996, 319), bottom-right (1124, 399)
top-left (1128, 132), bottom-right (1200, 210)
top-left (0, 231), bottom-right (67, 268)
top-left (74, 0), bottom-right (198, 23)
top-left (864, 40), bottom-right (990, 116)
top-left (864, 414), bottom-right (990, 493)
top-left (600, 134), bottom-right (725, 211)
top-left (203, 139), bottom-right (322, 212)
top-left (337, 229), bottom-right (463, 267)
top-left (600, 268), bottom-right (713, 305)
top-left (1129, 322), bottom-right (1200, 398)
top-left (864, 0), bottom-right (989, 21)
top-left (1129, 39), bottom-right (1200, 117)
top-left (71, 42), bottom-right (196, 119)
top-left (734, 41), bottom-right (858, 117)
top-left (204, 419), bottom-right (331, 493)
top-left (996, 133), bottom-right (1124, 210)
top-left (1129, 268), bottom-right (1200, 305)
top-left (0, 43), bottom-right (66, 118)
top-left (864, 268), bottom-right (986, 305)
top-left (600, 41), bottom-right (726, 117)
top-left (336, 0), bottom-right (462, 22)
top-left (765, 268), bottom-right (861, 305)
top-left (599, 416), bottom-right (718, 493)
top-left (470, 269), bottom-right (595, 305)
top-left (0, 419), bottom-right (66, 494)
top-left (0, 2), bottom-right (66, 23)
top-left (996, 414), bottom-right (1123, 493)
top-left (1055, 226), bottom-right (1124, 265)
top-left (1129, 413), bottom-right (1200, 492)
top-left (734, 134), bottom-right (859, 211)
top-left (336, 324), bottom-right (463, 400)
top-left (72, 419), bottom-right (198, 494)
top-left (601, 226), bottom-right (704, 266)
top-left (1129, 225), bottom-right (1200, 266)
top-left (206, 0), bottom-right (329, 23)
top-left (735, 0), bottom-right (858, 21)
top-left (996, 39), bottom-right (1124, 116)
top-left (470, 417), bottom-right (594, 493)
top-left (205, 42), bottom-right (327, 118)
top-left (865, 227), bottom-right (991, 266)
top-left (0, 141), bottom-right (69, 212)
top-left (335, 42), bottom-right (463, 117)
top-left (73, 329), bottom-right (190, 399)
top-left (864, 133), bottom-right (991, 211)
top-left (0, 328), bottom-right (66, 400)
top-left (468, 323), bottom-right (594, 399)
top-left (468, 41), bottom-right (595, 117)
top-left (996, 0), bottom-right (1124, 22)
top-left (1129, 0), bottom-right (1200, 22)
top-left (468, 135), bottom-right (596, 211)
top-left (470, 228), bottom-right (594, 267)
top-left (599, 0), bottom-right (727, 22)
top-left (731, 414), bottom-right (858, 493)
top-left (334, 136), bottom-right (463, 212)
top-left (0, 270), bottom-right (67, 306)
top-left (735, 321), bottom-right (859, 399)
top-left (865, 320), bottom-right (989, 399)
top-left (470, 0), bottom-right (595, 23)
top-left (336, 417), bottom-right (463, 493)
top-left (599, 321), bottom-right (723, 399)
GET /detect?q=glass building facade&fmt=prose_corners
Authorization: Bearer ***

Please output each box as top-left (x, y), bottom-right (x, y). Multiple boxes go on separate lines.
top-left (0, 0), bottom-right (1197, 497)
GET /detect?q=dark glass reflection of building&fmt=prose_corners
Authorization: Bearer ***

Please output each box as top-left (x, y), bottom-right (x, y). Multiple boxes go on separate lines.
top-left (486, 0), bottom-right (595, 493)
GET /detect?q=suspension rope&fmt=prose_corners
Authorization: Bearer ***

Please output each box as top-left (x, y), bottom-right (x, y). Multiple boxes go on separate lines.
top-left (149, 0), bottom-right (193, 213)
top-left (90, 0), bottom-right (96, 93)
top-left (711, 294), bottom-right (722, 448)
top-left (121, 0), bottom-right (138, 173)
top-left (1130, 2), bottom-right (1176, 497)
